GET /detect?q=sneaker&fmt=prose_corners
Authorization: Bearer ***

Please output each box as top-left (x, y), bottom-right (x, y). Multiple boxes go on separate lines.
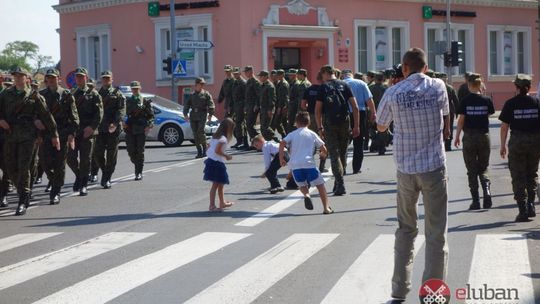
top-left (304, 196), bottom-right (314, 210)
top-left (276, 186), bottom-right (284, 192)
top-left (270, 188), bottom-right (279, 194)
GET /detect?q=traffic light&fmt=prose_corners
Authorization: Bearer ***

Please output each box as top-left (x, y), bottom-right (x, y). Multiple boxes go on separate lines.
top-left (444, 52), bottom-right (452, 68)
top-left (162, 57), bottom-right (172, 74)
top-left (451, 41), bottom-right (464, 67)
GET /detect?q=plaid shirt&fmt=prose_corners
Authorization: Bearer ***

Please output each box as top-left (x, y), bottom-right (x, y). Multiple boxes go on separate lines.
top-left (377, 73), bottom-right (449, 174)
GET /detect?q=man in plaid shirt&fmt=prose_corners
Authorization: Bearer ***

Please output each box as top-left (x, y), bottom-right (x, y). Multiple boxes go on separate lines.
top-left (376, 48), bottom-right (450, 303)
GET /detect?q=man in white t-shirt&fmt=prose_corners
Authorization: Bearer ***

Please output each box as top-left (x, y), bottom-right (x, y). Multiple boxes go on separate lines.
top-left (279, 112), bottom-right (333, 214)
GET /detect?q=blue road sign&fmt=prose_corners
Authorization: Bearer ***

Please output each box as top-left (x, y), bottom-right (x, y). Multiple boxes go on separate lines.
top-left (172, 60), bottom-right (187, 77)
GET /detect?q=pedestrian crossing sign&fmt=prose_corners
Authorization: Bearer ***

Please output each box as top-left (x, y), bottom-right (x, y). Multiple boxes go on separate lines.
top-left (173, 60), bottom-right (187, 77)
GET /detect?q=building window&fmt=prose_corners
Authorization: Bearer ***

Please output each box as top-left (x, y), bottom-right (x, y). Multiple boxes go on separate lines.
top-left (152, 14), bottom-right (213, 85)
top-left (424, 23), bottom-right (474, 76)
top-left (75, 24), bottom-right (111, 81)
top-left (354, 20), bottom-right (409, 73)
top-left (488, 26), bottom-right (531, 77)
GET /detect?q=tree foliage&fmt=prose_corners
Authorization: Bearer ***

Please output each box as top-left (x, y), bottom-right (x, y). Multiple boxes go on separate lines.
top-left (0, 40), bottom-right (54, 74)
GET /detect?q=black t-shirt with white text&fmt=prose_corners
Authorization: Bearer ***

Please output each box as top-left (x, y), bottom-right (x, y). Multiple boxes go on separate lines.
top-left (499, 94), bottom-right (540, 133)
top-left (457, 93), bottom-right (495, 133)
top-left (303, 84), bottom-right (320, 114)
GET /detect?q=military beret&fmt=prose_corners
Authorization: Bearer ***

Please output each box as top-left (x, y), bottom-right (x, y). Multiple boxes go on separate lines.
top-left (243, 66), bottom-right (253, 72)
top-left (341, 69), bottom-right (353, 75)
top-left (45, 68), bottom-right (60, 77)
top-left (276, 69), bottom-right (285, 75)
top-left (297, 69), bottom-right (307, 76)
top-left (10, 66), bottom-right (30, 76)
top-left (287, 68), bottom-right (298, 75)
top-left (257, 70), bottom-right (269, 77)
top-left (223, 65), bottom-right (232, 72)
top-left (232, 67), bottom-right (241, 74)
top-left (513, 74), bottom-right (532, 87)
top-left (101, 70), bottom-right (113, 78)
top-left (320, 65), bottom-right (334, 74)
top-left (366, 70), bottom-right (376, 77)
top-left (270, 70), bottom-right (277, 75)
top-left (195, 77), bottom-right (206, 84)
top-left (130, 80), bottom-right (142, 88)
top-left (74, 67), bottom-right (88, 76)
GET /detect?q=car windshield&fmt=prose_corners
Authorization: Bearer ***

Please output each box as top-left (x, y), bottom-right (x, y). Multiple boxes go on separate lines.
top-left (149, 95), bottom-right (183, 112)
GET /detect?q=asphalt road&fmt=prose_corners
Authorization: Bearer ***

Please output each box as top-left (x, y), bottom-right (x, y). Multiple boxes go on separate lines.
top-left (0, 118), bottom-right (539, 304)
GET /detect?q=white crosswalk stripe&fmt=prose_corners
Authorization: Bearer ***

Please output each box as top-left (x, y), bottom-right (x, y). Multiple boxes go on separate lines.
top-left (0, 232), bottom-right (153, 291)
top-left (33, 232), bottom-right (250, 304)
top-left (0, 233), bottom-right (62, 253)
top-left (322, 234), bottom-right (425, 304)
top-left (467, 234), bottom-right (534, 304)
top-left (184, 233), bottom-right (338, 304)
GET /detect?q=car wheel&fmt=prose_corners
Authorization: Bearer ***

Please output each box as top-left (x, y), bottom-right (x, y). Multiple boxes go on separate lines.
top-left (160, 124), bottom-right (184, 147)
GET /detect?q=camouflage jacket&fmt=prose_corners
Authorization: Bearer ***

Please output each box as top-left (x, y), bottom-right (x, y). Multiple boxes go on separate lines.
top-left (40, 86), bottom-right (79, 138)
top-left (98, 86), bottom-right (125, 133)
top-left (126, 95), bottom-right (154, 135)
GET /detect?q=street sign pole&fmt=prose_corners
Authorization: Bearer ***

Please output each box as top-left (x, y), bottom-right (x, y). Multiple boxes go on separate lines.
top-left (170, 0), bottom-right (177, 103)
top-left (446, 0), bottom-right (453, 85)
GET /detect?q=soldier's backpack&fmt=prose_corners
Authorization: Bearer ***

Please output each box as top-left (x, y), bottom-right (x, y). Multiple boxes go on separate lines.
top-left (322, 80), bottom-right (350, 124)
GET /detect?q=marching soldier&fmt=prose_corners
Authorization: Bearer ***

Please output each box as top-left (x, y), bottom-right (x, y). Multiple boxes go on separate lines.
top-left (258, 70), bottom-right (276, 141)
top-left (0, 67), bottom-right (60, 215)
top-left (272, 69), bottom-right (288, 138)
top-left (437, 72), bottom-right (459, 151)
top-left (499, 74), bottom-right (540, 222)
top-left (94, 70), bottom-right (125, 189)
top-left (39, 68), bottom-right (79, 205)
top-left (67, 67), bottom-right (103, 196)
top-left (0, 75), bottom-right (7, 207)
top-left (184, 78), bottom-right (215, 158)
top-left (218, 65), bottom-right (234, 117)
top-left (243, 66), bottom-right (260, 145)
top-left (369, 72), bottom-right (388, 153)
top-left (231, 67), bottom-right (248, 150)
top-left (125, 81), bottom-right (154, 179)
top-left (270, 70), bottom-right (278, 85)
top-left (366, 70), bottom-right (376, 86)
top-left (288, 69), bottom-right (311, 133)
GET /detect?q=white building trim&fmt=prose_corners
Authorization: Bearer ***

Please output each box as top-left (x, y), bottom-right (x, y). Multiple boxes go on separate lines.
top-left (486, 24), bottom-right (532, 81)
top-left (260, 25), bottom-right (338, 71)
top-left (75, 24), bottom-right (112, 80)
top-left (383, 0), bottom-right (536, 9)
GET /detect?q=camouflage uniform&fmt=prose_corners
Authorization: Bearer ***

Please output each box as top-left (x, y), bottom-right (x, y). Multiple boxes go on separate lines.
top-left (272, 74), bottom-right (289, 137)
top-left (67, 72), bottom-right (103, 195)
top-left (218, 65), bottom-right (234, 117)
top-left (244, 71), bottom-right (260, 140)
top-left (231, 70), bottom-right (247, 148)
top-left (125, 89), bottom-right (154, 176)
top-left (369, 80), bottom-right (388, 153)
top-left (258, 71), bottom-right (276, 141)
top-left (0, 80), bottom-right (58, 214)
top-left (184, 80), bottom-right (215, 158)
top-left (40, 81), bottom-right (79, 203)
top-left (94, 84), bottom-right (125, 186)
top-left (288, 73), bottom-right (310, 133)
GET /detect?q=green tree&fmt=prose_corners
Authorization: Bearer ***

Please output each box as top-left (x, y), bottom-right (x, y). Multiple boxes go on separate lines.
top-left (0, 41), bottom-right (53, 73)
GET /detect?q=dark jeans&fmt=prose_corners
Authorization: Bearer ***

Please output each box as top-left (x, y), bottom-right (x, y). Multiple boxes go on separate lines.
top-left (351, 110), bottom-right (367, 173)
top-left (265, 155), bottom-right (282, 189)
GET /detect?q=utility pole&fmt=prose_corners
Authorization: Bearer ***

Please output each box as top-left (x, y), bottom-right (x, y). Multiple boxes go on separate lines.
top-left (446, 0), bottom-right (452, 85)
top-left (170, 0), bottom-right (177, 102)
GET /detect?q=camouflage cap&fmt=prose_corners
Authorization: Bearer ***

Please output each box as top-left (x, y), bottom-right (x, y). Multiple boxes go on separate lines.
top-left (513, 74), bottom-right (532, 87)
top-left (31, 80), bottom-right (39, 86)
top-left (232, 67), bottom-right (241, 74)
top-left (101, 70), bottom-right (113, 78)
top-left (257, 70), bottom-right (269, 77)
top-left (320, 65), bottom-right (334, 75)
top-left (297, 69), bottom-right (307, 76)
top-left (425, 69), bottom-right (435, 78)
top-left (270, 70), bottom-right (277, 76)
top-left (276, 69), bottom-right (285, 75)
top-left (130, 80), bottom-right (142, 88)
top-left (74, 67), bottom-right (88, 76)
top-left (366, 70), bottom-right (376, 77)
top-left (195, 77), bottom-right (206, 84)
top-left (436, 72), bottom-right (448, 79)
top-left (468, 73), bottom-right (481, 82)
top-left (374, 72), bottom-right (385, 81)
top-left (243, 66), bottom-right (254, 72)
top-left (10, 66), bottom-right (30, 76)
top-left (341, 69), bottom-right (353, 75)
top-left (45, 68), bottom-right (60, 77)
top-left (223, 65), bottom-right (233, 72)
top-left (287, 68), bottom-right (298, 75)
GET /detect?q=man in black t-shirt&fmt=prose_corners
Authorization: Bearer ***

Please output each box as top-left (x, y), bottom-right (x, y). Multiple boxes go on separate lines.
top-left (301, 72), bottom-right (327, 172)
top-left (314, 65), bottom-right (360, 196)
top-left (499, 74), bottom-right (540, 222)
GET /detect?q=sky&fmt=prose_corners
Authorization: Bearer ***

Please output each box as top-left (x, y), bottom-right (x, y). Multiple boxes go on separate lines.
top-left (0, 0), bottom-right (60, 64)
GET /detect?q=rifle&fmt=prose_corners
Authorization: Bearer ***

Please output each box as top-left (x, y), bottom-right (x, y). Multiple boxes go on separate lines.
top-left (51, 91), bottom-right (72, 115)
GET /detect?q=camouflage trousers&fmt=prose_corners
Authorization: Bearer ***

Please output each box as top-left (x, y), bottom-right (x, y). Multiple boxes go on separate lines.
top-left (260, 108), bottom-right (275, 141)
top-left (94, 131), bottom-right (120, 176)
top-left (508, 132), bottom-right (540, 203)
top-left (462, 131), bottom-right (491, 194)
top-left (233, 105), bottom-right (246, 141)
top-left (41, 135), bottom-right (70, 193)
top-left (325, 120), bottom-right (350, 186)
top-left (245, 105), bottom-right (259, 140)
top-left (0, 137), bottom-right (8, 199)
top-left (271, 109), bottom-right (287, 138)
top-left (67, 134), bottom-right (95, 186)
top-left (126, 132), bottom-right (146, 173)
top-left (4, 139), bottom-right (37, 196)
top-left (190, 119), bottom-right (207, 146)
top-left (286, 102), bottom-right (299, 133)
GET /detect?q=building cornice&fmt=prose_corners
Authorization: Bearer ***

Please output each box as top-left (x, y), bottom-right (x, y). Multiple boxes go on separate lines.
top-left (53, 0), bottom-right (151, 14)
top-left (384, 0), bottom-right (536, 9)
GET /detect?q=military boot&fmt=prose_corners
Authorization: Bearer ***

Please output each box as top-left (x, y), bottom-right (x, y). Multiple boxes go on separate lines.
top-left (240, 136), bottom-right (250, 151)
top-left (515, 201), bottom-right (530, 222)
top-left (101, 171), bottom-right (112, 189)
top-left (319, 158), bottom-right (328, 173)
top-left (45, 181), bottom-right (52, 193)
top-left (195, 145), bottom-right (203, 159)
top-left (72, 176), bottom-right (81, 192)
top-left (134, 164), bottom-right (143, 181)
top-left (0, 188), bottom-right (7, 208)
top-left (79, 176), bottom-right (89, 196)
top-left (50, 187), bottom-right (60, 205)
top-left (232, 138), bottom-right (242, 149)
top-left (480, 180), bottom-right (492, 209)
top-left (527, 191), bottom-right (536, 218)
top-left (15, 193), bottom-right (29, 216)
top-left (468, 190), bottom-right (481, 210)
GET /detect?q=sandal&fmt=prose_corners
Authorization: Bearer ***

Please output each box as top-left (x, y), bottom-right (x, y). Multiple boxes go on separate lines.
top-left (304, 197), bottom-right (314, 210)
top-left (209, 206), bottom-right (223, 212)
top-left (323, 207), bottom-right (334, 215)
top-left (220, 201), bottom-right (235, 209)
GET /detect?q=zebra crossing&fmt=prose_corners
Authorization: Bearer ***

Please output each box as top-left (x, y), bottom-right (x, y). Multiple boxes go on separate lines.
top-left (0, 231), bottom-right (536, 303)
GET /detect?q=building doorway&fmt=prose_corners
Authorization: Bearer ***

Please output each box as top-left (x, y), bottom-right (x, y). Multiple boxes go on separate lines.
top-left (274, 47), bottom-right (301, 70)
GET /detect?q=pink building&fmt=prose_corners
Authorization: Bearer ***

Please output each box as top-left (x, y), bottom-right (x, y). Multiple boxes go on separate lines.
top-left (54, 0), bottom-right (538, 112)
